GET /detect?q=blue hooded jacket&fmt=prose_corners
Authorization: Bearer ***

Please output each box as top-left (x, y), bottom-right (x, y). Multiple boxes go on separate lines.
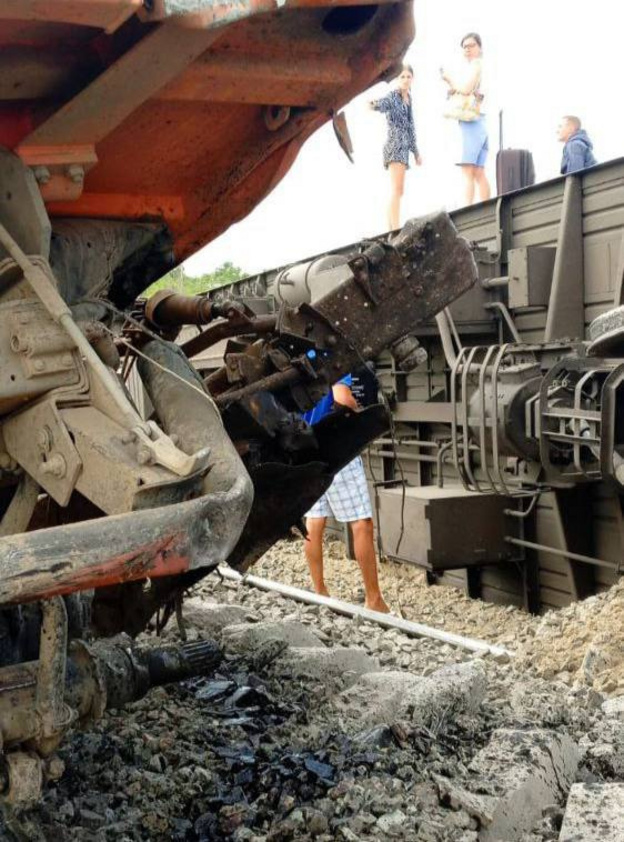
top-left (561, 129), bottom-right (597, 175)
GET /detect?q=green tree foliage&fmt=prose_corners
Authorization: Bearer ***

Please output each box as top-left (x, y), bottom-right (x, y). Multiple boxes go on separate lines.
top-left (144, 261), bottom-right (246, 297)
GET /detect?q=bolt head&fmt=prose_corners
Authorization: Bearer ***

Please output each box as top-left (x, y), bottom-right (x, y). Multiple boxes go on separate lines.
top-left (40, 453), bottom-right (66, 478)
top-left (66, 164), bottom-right (84, 184)
top-left (137, 446), bottom-right (152, 466)
top-left (33, 166), bottom-right (51, 185)
top-left (37, 427), bottom-right (52, 453)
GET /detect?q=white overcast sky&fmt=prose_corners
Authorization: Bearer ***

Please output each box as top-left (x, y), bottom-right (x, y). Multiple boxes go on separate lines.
top-left (185, 0), bottom-right (621, 277)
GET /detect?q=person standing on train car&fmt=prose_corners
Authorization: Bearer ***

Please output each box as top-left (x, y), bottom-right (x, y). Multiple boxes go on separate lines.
top-left (303, 376), bottom-right (390, 613)
top-left (369, 64), bottom-right (422, 231)
top-left (558, 116), bottom-right (597, 174)
top-left (441, 32), bottom-right (491, 205)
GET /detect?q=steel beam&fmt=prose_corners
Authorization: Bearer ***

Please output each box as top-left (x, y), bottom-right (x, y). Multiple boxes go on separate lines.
top-left (0, 0), bottom-right (141, 31)
top-left (544, 175), bottom-right (585, 341)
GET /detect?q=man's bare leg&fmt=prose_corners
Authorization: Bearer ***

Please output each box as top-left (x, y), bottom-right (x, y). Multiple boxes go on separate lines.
top-left (304, 516), bottom-right (330, 596)
top-left (350, 518), bottom-right (389, 612)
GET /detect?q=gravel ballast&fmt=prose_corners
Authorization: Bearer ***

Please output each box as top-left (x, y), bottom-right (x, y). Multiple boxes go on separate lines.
top-left (255, 535), bottom-right (624, 695)
top-left (2, 536), bottom-right (622, 841)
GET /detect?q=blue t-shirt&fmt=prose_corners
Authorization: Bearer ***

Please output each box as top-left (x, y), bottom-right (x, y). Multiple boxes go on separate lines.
top-left (303, 375), bottom-right (352, 426)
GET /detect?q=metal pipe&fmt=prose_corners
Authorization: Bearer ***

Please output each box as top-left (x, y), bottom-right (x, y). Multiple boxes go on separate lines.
top-left (436, 440), bottom-right (454, 487)
top-left (504, 493), bottom-right (540, 519)
top-left (462, 346), bottom-right (483, 491)
top-left (481, 276), bottom-right (509, 289)
top-left (505, 537), bottom-right (621, 572)
top-left (373, 439), bottom-right (439, 449)
top-left (435, 311), bottom-right (458, 368)
top-left (444, 307), bottom-right (463, 354)
top-left (0, 639), bottom-right (222, 747)
top-left (182, 314), bottom-right (277, 359)
top-left (478, 344), bottom-right (499, 492)
top-left (35, 597), bottom-right (69, 750)
top-left (484, 302), bottom-right (521, 342)
top-left (145, 289), bottom-right (213, 328)
top-left (215, 367), bottom-right (301, 408)
top-left (490, 344), bottom-right (513, 495)
top-left (369, 449), bottom-right (437, 463)
top-left (450, 346), bottom-right (469, 487)
top-left (218, 567), bottom-right (512, 658)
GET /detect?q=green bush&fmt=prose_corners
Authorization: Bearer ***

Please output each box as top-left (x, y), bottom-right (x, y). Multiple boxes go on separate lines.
top-left (144, 261), bottom-right (246, 297)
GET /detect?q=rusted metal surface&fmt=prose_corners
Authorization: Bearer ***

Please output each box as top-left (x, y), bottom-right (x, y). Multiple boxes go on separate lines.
top-left (0, 1), bottom-right (142, 31)
top-left (0, 320), bottom-right (253, 603)
top-left (210, 212), bottom-right (479, 414)
top-left (0, 1), bottom-right (420, 802)
top-left (0, 636), bottom-right (221, 746)
top-left (0, 635), bottom-right (221, 803)
top-left (2, 752), bottom-right (43, 805)
top-left (216, 367), bottom-right (302, 408)
top-left (0, 473), bottom-right (253, 605)
top-left (34, 598), bottom-right (70, 755)
top-left (0, 475), bottom-right (39, 538)
top-left (182, 314), bottom-right (277, 359)
top-left (0, 1), bottom-right (414, 262)
top-left (145, 289), bottom-right (214, 329)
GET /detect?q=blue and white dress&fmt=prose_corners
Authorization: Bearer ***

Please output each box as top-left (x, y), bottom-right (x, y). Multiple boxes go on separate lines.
top-left (372, 89), bottom-right (418, 169)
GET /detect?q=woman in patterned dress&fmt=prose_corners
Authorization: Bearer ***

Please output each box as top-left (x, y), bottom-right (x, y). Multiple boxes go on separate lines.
top-left (369, 64), bottom-right (422, 230)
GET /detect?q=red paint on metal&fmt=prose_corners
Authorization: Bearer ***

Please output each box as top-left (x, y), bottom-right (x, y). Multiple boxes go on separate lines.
top-left (10, 534), bottom-right (190, 604)
top-left (0, 107), bottom-right (35, 150)
top-left (47, 192), bottom-right (186, 222)
top-left (0, 1), bottom-right (414, 260)
top-left (0, 0), bottom-right (142, 31)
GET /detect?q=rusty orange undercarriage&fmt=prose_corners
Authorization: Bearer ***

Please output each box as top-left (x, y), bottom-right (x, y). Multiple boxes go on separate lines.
top-left (1, 0), bottom-right (414, 262)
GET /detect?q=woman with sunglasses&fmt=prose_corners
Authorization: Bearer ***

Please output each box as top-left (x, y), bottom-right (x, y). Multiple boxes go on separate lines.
top-left (369, 64), bottom-right (422, 230)
top-left (441, 33), bottom-right (491, 206)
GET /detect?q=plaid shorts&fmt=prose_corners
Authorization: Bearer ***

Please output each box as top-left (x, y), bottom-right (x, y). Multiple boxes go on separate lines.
top-left (306, 456), bottom-right (373, 522)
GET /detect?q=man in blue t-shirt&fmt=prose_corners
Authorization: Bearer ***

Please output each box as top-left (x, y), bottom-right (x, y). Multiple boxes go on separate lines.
top-left (303, 377), bottom-right (389, 613)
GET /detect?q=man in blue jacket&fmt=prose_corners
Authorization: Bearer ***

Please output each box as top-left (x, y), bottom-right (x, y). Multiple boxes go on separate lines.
top-left (558, 116), bottom-right (597, 175)
top-left (303, 375), bottom-right (389, 613)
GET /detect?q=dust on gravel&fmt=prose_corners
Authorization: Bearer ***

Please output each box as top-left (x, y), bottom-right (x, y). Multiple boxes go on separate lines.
top-left (6, 576), bottom-right (613, 842)
top-left (254, 535), bottom-right (624, 696)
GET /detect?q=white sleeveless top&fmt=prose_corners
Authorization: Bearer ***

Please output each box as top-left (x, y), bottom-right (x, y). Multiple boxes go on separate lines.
top-left (461, 58), bottom-right (486, 114)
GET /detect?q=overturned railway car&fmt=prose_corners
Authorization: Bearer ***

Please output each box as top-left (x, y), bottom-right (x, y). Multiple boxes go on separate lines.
top-left (203, 160), bottom-right (624, 613)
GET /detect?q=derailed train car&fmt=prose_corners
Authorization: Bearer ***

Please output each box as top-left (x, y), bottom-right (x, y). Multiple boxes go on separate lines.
top-left (205, 160), bottom-right (624, 613)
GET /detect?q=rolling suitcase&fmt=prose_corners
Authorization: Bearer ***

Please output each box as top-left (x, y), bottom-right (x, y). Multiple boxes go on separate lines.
top-left (496, 148), bottom-right (535, 194)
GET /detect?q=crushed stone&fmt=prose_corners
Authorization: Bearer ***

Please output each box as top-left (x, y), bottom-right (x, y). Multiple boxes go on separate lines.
top-left (254, 535), bottom-right (624, 697)
top-left (2, 537), bottom-right (622, 841)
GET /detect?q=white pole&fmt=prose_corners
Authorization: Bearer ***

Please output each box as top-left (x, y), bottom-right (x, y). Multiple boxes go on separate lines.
top-left (217, 566), bottom-right (513, 659)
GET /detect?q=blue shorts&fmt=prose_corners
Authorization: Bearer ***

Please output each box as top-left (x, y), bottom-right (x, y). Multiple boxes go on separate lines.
top-left (458, 117), bottom-right (489, 167)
